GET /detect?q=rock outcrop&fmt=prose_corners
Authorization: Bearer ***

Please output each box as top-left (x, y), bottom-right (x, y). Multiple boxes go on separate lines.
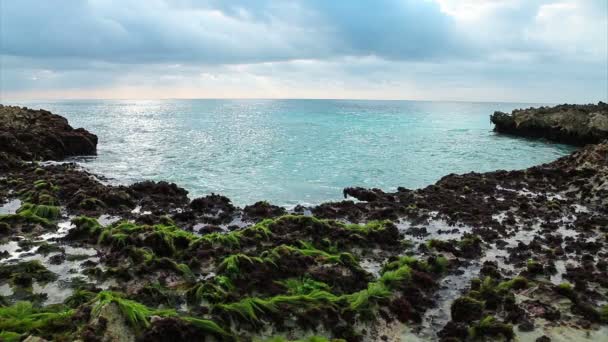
top-left (491, 102), bottom-right (608, 145)
top-left (0, 105), bottom-right (97, 160)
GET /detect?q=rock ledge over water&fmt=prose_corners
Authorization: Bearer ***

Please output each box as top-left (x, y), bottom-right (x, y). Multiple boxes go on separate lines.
top-left (491, 102), bottom-right (608, 145)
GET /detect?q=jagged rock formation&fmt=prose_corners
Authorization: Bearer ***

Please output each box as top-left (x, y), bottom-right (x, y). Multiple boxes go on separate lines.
top-left (491, 102), bottom-right (608, 145)
top-left (0, 105), bottom-right (97, 160)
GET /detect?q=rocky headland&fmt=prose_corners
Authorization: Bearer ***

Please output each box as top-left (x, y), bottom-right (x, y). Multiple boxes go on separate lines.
top-left (491, 102), bottom-right (608, 145)
top-left (0, 104), bottom-right (607, 342)
top-left (0, 105), bottom-right (98, 161)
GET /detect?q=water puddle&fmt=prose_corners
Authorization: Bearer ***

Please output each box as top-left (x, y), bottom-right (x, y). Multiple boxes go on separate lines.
top-left (98, 214), bottom-right (120, 226)
top-left (397, 217), bottom-right (466, 243)
top-left (0, 198), bottom-right (22, 215)
top-left (416, 263), bottom-right (481, 339)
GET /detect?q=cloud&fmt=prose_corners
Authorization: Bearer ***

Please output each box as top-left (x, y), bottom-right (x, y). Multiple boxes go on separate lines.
top-left (0, 0), bottom-right (463, 64)
top-left (0, 0), bottom-right (606, 102)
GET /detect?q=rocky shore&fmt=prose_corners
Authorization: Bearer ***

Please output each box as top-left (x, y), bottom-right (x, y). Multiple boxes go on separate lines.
top-left (0, 105), bottom-right (607, 341)
top-left (491, 102), bottom-right (608, 145)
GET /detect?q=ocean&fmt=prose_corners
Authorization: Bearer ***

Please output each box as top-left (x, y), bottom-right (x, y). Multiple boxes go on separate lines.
top-left (14, 99), bottom-right (576, 206)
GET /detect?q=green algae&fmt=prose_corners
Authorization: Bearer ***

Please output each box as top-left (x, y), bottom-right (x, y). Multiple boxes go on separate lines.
top-left (0, 203), bottom-right (61, 226)
top-left (555, 282), bottom-right (577, 300)
top-left (468, 315), bottom-right (514, 340)
top-left (180, 316), bottom-right (231, 338)
top-left (73, 215), bottom-right (398, 265)
top-left (344, 220), bottom-right (391, 235)
top-left (186, 276), bottom-right (235, 304)
top-left (0, 213), bottom-right (437, 339)
top-left (0, 301), bottom-right (75, 341)
top-left (0, 331), bottom-right (21, 342)
top-left (382, 254), bottom-right (448, 275)
top-left (66, 216), bottom-right (103, 241)
top-left (93, 291), bottom-right (164, 330)
top-left (18, 203), bottom-right (60, 220)
top-left (214, 290), bottom-right (341, 324)
top-left (198, 215), bottom-right (394, 250)
top-left (343, 281), bottom-right (391, 311)
top-left (98, 222), bottom-right (197, 257)
top-left (64, 289), bottom-right (96, 308)
top-left (219, 254), bottom-right (273, 278)
top-left (214, 255), bottom-right (416, 324)
top-left (92, 291), bottom-right (230, 337)
top-left (79, 197), bottom-right (106, 210)
top-left (496, 276), bottom-right (528, 291)
top-left (134, 282), bottom-right (180, 308)
top-left (278, 277), bottom-right (332, 296)
top-left (262, 241), bottom-right (359, 267)
top-left (526, 259), bottom-right (543, 274)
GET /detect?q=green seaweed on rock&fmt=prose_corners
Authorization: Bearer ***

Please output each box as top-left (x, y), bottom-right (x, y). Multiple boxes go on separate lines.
top-left (92, 291), bottom-right (231, 337)
top-left (0, 301), bottom-right (75, 341)
top-left (214, 290), bottom-right (341, 324)
top-left (0, 203), bottom-right (61, 226)
top-left (17, 203), bottom-right (60, 220)
top-left (64, 289), bottom-right (97, 308)
top-left (66, 216), bottom-right (103, 241)
top-left (468, 315), bottom-right (514, 340)
top-left (215, 255), bottom-right (418, 324)
top-left (278, 277), bottom-right (332, 296)
top-left (92, 291), bottom-right (173, 330)
top-left (382, 255), bottom-right (448, 275)
top-left (79, 197), bottom-right (106, 210)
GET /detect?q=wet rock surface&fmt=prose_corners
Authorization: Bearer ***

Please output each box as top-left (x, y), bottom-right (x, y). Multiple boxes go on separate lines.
top-left (491, 101), bottom-right (608, 145)
top-left (0, 104), bottom-right (607, 341)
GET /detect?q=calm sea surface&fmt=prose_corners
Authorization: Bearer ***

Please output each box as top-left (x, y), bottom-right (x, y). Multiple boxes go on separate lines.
top-left (13, 99), bottom-right (576, 206)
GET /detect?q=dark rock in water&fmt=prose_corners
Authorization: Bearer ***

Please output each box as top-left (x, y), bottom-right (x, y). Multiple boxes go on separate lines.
top-left (450, 296), bottom-right (484, 322)
top-left (438, 321), bottom-right (469, 341)
top-left (517, 319), bottom-right (534, 332)
top-left (0, 105), bottom-right (98, 160)
top-left (48, 253), bottom-right (66, 265)
top-left (188, 193), bottom-right (236, 224)
top-left (243, 200), bottom-right (286, 221)
top-left (190, 193), bottom-right (234, 214)
top-left (129, 180), bottom-right (189, 211)
top-left (490, 102), bottom-right (608, 145)
top-left (343, 187), bottom-right (385, 202)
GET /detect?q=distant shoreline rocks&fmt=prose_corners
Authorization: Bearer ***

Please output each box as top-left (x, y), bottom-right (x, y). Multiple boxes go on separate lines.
top-left (491, 102), bottom-right (608, 145)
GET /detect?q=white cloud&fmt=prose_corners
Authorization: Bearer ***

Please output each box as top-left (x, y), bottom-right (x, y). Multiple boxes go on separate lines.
top-left (0, 0), bottom-right (606, 102)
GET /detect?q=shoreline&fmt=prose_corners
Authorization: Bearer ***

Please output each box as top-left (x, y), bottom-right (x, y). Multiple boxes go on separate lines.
top-left (0, 104), bottom-right (607, 341)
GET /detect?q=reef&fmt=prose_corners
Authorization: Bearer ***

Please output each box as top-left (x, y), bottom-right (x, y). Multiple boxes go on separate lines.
top-left (0, 105), bottom-right (607, 341)
top-left (491, 101), bottom-right (608, 145)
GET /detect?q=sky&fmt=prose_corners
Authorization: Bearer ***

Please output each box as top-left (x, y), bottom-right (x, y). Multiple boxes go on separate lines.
top-left (1, 0), bottom-right (607, 103)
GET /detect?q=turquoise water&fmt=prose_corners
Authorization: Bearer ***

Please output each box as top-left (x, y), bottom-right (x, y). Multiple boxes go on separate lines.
top-left (15, 99), bottom-right (575, 206)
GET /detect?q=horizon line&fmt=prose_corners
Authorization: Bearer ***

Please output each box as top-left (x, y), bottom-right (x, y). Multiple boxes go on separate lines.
top-left (0, 96), bottom-right (578, 106)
